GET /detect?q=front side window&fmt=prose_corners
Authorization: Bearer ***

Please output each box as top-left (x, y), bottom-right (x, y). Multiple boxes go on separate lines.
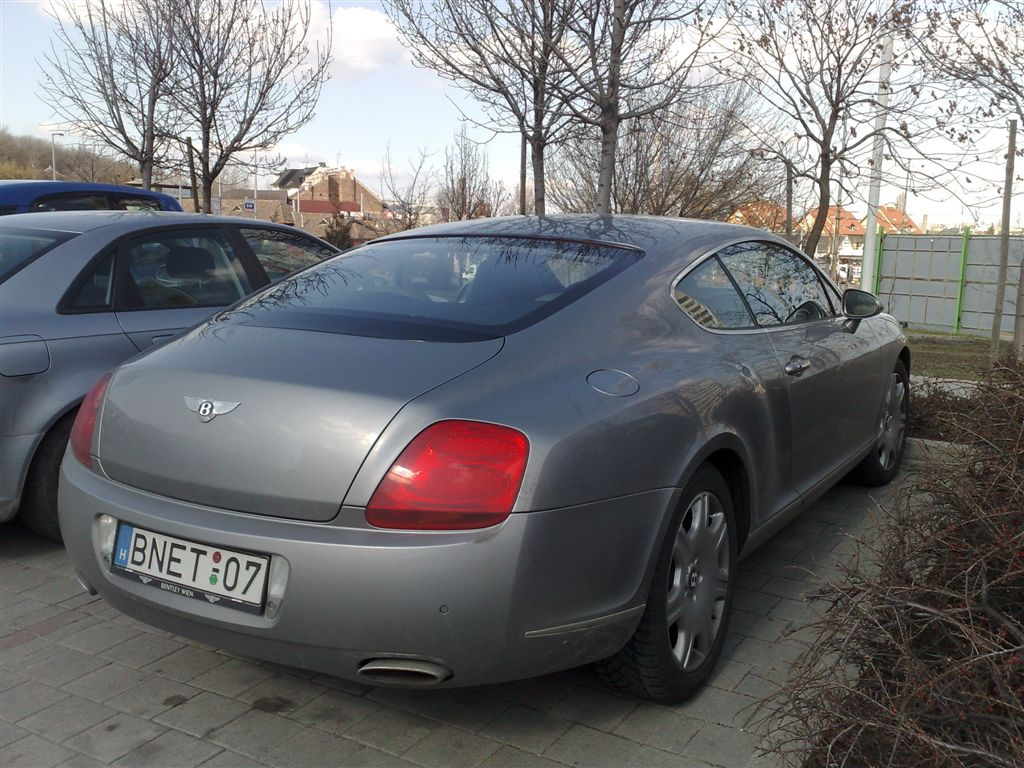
top-left (717, 242), bottom-right (835, 327)
top-left (120, 228), bottom-right (252, 310)
top-left (30, 193), bottom-right (111, 212)
top-left (239, 227), bottom-right (337, 283)
top-left (674, 257), bottom-right (755, 329)
top-left (223, 236), bottom-right (642, 341)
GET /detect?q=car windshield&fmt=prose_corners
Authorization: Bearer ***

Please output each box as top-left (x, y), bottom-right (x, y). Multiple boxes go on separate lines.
top-left (220, 235), bottom-right (642, 341)
top-left (0, 227), bottom-right (77, 283)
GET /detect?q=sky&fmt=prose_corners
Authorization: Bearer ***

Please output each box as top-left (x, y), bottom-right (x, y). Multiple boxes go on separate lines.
top-left (0, 0), bottom-right (1017, 229)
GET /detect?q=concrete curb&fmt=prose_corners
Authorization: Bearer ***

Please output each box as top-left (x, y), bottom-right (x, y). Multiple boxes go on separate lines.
top-left (904, 437), bottom-right (963, 468)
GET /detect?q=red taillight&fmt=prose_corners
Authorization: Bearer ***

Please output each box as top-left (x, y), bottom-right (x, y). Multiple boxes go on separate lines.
top-left (70, 373), bottom-right (112, 470)
top-left (366, 420), bottom-right (529, 530)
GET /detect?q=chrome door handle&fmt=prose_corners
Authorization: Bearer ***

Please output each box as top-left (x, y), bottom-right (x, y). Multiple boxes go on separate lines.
top-left (784, 357), bottom-right (811, 377)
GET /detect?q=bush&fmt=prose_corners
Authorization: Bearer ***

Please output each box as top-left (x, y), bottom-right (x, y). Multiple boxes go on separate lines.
top-left (766, 359), bottom-right (1024, 767)
top-left (322, 213), bottom-right (354, 250)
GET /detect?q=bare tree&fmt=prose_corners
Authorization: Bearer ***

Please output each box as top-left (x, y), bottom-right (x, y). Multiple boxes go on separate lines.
top-left (921, 0), bottom-right (1024, 124)
top-left (437, 128), bottom-right (504, 219)
top-left (170, 0), bottom-right (332, 212)
top-left (41, 0), bottom-right (179, 188)
top-left (384, 0), bottom-right (576, 215)
top-left (550, 0), bottom-right (722, 214)
top-left (379, 144), bottom-right (437, 231)
top-left (548, 84), bottom-right (782, 217)
top-left (60, 142), bottom-right (136, 184)
top-left (719, 0), bottom-right (971, 257)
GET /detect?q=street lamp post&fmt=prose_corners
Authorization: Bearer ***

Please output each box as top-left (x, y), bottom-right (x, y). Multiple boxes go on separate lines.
top-left (50, 132), bottom-right (64, 180)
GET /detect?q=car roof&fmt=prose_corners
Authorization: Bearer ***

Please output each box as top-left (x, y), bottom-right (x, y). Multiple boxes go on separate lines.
top-left (0, 210), bottom-right (293, 236)
top-left (0, 179), bottom-right (177, 201)
top-left (374, 214), bottom-right (780, 261)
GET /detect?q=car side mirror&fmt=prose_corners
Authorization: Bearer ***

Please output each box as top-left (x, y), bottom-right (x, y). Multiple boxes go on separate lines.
top-left (842, 288), bottom-right (883, 319)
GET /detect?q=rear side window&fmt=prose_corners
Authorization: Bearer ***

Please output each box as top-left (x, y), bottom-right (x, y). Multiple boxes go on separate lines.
top-left (112, 195), bottom-right (162, 212)
top-left (674, 257), bottom-right (754, 329)
top-left (239, 227), bottom-right (337, 283)
top-left (120, 229), bottom-right (253, 310)
top-left (30, 193), bottom-right (111, 212)
top-left (226, 236), bottom-right (642, 341)
top-left (68, 251), bottom-right (116, 310)
top-left (0, 227), bottom-right (76, 282)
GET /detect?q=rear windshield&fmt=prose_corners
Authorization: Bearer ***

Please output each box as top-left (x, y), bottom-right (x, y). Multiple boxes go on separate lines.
top-left (0, 227), bottom-right (76, 283)
top-left (221, 235), bottom-right (642, 341)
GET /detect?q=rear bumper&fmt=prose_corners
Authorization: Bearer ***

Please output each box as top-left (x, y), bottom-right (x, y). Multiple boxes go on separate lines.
top-left (0, 432), bottom-right (40, 523)
top-left (59, 457), bottom-right (675, 687)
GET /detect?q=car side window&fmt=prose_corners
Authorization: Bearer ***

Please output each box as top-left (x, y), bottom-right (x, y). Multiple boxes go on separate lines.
top-left (119, 229), bottom-right (253, 310)
top-left (30, 193), bottom-right (112, 212)
top-left (68, 251), bottom-right (116, 310)
top-left (239, 227), bottom-right (337, 283)
top-left (673, 257), bottom-right (755, 329)
top-left (717, 242), bottom-right (835, 327)
top-left (112, 195), bottom-right (162, 212)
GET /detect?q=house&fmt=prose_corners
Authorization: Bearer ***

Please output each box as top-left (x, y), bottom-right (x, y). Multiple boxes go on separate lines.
top-left (870, 205), bottom-right (922, 235)
top-left (730, 202), bottom-right (789, 233)
top-left (287, 166), bottom-right (384, 216)
top-left (800, 205), bottom-right (865, 256)
top-left (800, 205), bottom-right (866, 283)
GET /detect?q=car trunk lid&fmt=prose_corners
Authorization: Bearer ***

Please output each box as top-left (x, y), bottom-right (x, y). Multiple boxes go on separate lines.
top-left (98, 324), bottom-right (503, 521)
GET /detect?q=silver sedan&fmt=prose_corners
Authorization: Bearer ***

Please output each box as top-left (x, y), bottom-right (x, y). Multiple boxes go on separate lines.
top-left (59, 215), bottom-right (908, 702)
top-left (0, 212), bottom-right (338, 539)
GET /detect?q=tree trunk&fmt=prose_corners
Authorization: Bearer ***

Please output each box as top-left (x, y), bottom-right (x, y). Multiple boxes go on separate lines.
top-left (140, 158), bottom-right (153, 191)
top-left (595, 115), bottom-right (619, 215)
top-left (531, 134), bottom-right (546, 216)
top-left (201, 178), bottom-right (214, 214)
top-left (595, 0), bottom-right (626, 215)
top-left (803, 166), bottom-right (832, 258)
top-left (186, 137), bottom-right (201, 213)
top-left (520, 132), bottom-right (528, 215)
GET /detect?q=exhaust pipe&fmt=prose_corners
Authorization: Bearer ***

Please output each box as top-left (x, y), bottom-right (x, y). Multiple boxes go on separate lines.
top-left (357, 658), bottom-right (453, 687)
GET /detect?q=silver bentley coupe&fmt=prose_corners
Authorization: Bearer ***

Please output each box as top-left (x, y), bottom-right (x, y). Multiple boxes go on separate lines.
top-left (59, 215), bottom-right (909, 702)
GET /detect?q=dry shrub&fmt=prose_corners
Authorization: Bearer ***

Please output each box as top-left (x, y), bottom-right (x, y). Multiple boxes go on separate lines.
top-left (766, 358), bottom-right (1024, 768)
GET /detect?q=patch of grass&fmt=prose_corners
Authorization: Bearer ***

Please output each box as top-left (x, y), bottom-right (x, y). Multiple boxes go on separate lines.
top-left (909, 333), bottom-right (1013, 381)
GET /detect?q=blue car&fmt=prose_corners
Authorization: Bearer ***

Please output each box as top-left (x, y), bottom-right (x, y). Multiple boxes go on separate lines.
top-left (0, 180), bottom-right (182, 216)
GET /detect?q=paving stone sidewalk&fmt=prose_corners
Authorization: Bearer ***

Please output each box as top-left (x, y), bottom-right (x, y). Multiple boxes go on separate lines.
top-left (1, 480), bottom-right (897, 768)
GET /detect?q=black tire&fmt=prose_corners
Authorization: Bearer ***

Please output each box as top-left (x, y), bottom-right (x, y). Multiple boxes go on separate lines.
top-left (19, 411), bottom-right (76, 541)
top-left (596, 464), bottom-right (738, 703)
top-left (852, 360), bottom-right (909, 487)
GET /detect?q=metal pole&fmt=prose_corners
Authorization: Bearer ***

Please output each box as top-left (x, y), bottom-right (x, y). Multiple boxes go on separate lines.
top-left (861, 32), bottom-right (895, 292)
top-left (785, 163), bottom-right (793, 239)
top-left (1014, 242), bottom-right (1024, 357)
top-left (953, 226), bottom-right (971, 335)
top-left (50, 132), bottom-right (64, 180)
top-left (252, 152), bottom-right (259, 218)
top-left (991, 119), bottom-right (1016, 360)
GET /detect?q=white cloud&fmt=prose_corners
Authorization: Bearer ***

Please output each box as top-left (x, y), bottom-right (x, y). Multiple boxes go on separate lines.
top-left (329, 6), bottom-right (409, 78)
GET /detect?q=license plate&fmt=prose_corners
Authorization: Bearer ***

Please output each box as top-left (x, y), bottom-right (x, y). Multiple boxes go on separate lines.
top-left (111, 524), bottom-right (269, 614)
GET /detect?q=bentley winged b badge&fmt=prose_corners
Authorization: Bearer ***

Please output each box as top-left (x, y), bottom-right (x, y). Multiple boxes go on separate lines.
top-left (184, 397), bottom-right (240, 423)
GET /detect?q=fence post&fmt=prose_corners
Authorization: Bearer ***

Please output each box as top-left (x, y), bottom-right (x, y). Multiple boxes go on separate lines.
top-left (953, 226), bottom-right (971, 335)
top-left (873, 226), bottom-right (885, 296)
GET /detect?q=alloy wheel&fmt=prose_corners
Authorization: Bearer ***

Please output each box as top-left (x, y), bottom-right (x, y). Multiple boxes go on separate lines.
top-left (877, 372), bottom-right (907, 471)
top-left (666, 491), bottom-right (730, 672)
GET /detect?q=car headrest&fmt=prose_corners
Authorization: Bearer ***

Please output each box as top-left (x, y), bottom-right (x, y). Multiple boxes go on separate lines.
top-left (166, 246), bottom-right (216, 278)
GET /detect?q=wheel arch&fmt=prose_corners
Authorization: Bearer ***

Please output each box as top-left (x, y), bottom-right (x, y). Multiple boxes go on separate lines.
top-left (898, 345), bottom-right (910, 376)
top-left (673, 432), bottom-right (756, 557)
